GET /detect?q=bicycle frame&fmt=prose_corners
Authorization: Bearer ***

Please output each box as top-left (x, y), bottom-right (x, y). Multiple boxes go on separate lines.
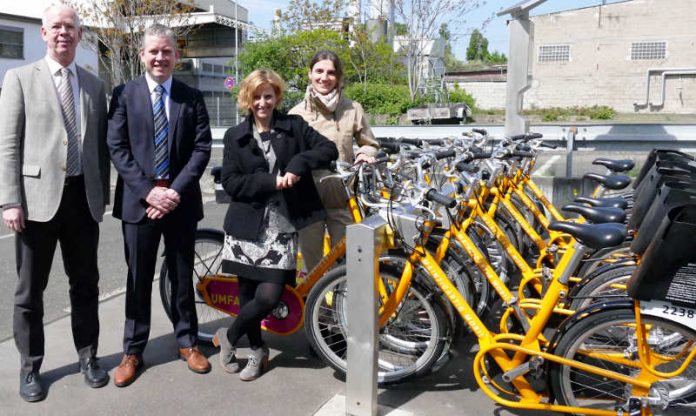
top-left (398, 218), bottom-right (693, 415)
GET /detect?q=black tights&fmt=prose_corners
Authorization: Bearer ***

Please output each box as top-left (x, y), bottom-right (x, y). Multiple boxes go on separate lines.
top-left (226, 276), bottom-right (283, 349)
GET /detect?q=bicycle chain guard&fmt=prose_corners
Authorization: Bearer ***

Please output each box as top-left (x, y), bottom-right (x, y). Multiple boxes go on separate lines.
top-left (197, 275), bottom-right (305, 336)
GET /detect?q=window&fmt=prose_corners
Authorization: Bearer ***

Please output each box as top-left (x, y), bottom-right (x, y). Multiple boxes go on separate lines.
top-left (0, 26), bottom-right (23, 59)
top-left (631, 41), bottom-right (666, 60)
top-left (538, 44), bottom-right (570, 63)
top-left (202, 63), bottom-right (213, 73)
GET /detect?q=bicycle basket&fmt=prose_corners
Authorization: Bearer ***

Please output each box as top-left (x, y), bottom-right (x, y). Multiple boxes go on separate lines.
top-left (627, 204), bottom-right (696, 308)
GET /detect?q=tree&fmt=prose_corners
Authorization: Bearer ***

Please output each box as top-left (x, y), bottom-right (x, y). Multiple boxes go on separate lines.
top-left (392, 0), bottom-right (479, 100)
top-left (466, 29), bottom-right (489, 61)
top-left (68, 0), bottom-right (197, 87)
top-left (465, 29), bottom-right (507, 64)
top-left (439, 23), bottom-right (465, 71)
top-left (275, 0), bottom-right (349, 33)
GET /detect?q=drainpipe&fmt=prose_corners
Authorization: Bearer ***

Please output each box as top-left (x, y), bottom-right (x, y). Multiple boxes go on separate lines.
top-left (649, 69), bottom-right (696, 109)
top-left (633, 67), bottom-right (696, 109)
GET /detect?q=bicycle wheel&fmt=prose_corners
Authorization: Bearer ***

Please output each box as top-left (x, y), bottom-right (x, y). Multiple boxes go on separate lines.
top-left (159, 228), bottom-right (228, 344)
top-left (304, 263), bottom-right (448, 385)
top-left (549, 307), bottom-right (696, 414)
top-left (568, 265), bottom-right (635, 311)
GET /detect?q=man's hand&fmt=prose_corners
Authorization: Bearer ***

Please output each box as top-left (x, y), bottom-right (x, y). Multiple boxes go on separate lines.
top-left (146, 206), bottom-right (167, 220)
top-left (3, 207), bottom-right (25, 232)
top-left (145, 186), bottom-right (180, 213)
top-left (276, 172), bottom-right (300, 190)
top-left (355, 153), bottom-right (376, 164)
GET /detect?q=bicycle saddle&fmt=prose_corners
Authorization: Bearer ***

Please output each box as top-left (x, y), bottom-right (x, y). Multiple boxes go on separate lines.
top-left (562, 204), bottom-right (626, 224)
top-left (574, 196), bottom-right (628, 210)
top-left (583, 173), bottom-right (632, 190)
top-left (593, 158), bottom-right (635, 173)
top-left (548, 221), bottom-right (626, 250)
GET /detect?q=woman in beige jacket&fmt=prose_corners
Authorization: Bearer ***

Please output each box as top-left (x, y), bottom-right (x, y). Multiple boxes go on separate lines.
top-left (288, 50), bottom-right (379, 272)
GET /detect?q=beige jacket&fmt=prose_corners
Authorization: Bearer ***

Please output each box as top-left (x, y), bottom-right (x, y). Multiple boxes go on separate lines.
top-left (0, 59), bottom-right (110, 222)
top-left (289, 94), bottom-right (378, 208)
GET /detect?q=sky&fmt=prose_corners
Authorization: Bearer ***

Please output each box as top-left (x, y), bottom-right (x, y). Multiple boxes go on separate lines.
top-left (244, 0), bottom-right (628, 59)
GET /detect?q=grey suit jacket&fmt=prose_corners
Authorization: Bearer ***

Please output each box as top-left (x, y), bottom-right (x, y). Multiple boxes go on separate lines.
top-left (0, 59), bottom-right (110, 222)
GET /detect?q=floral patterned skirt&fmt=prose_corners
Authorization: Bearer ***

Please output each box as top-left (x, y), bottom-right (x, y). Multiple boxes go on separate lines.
top-left (221, 208), bottom-right (298, 284)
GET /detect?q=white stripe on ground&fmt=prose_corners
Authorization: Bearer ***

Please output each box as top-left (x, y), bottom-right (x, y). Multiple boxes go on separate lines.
top-left (535, 155), bottom-right (560, 176)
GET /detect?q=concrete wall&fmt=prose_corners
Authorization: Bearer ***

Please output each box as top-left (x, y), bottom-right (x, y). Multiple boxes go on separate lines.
top-left (445, 81), bottom-right (506, 110)
top-left (528, 0), bottom-right (696, 114)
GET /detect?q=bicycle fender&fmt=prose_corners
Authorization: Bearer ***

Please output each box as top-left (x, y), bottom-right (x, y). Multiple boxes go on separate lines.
top-left (547, 299), bottom-right (635, 353)
top-left (566, 261), bottom-right (636, 300)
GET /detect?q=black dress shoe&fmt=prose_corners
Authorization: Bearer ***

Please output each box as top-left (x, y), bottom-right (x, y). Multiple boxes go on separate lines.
top-left (80, 357), bottom-right (109, 388)
top-left (19, 371), bottom-right (46, 402)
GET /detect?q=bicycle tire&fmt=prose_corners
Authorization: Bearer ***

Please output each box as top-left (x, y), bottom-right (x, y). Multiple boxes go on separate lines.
top-left (567, 264), bottom-right (635, 311)
top-left (304, 263), bottom-right (448, 385)
top-left (549, 307), bottom-right (696, 414)
top-left (159, 228), bottom-right (228, 344)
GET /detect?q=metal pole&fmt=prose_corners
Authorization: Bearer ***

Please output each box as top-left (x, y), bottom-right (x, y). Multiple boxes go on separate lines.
top-left (565, 126), bottom-right (577, 178)
top-left (504, 13), bottom-right (533, 137)
top-left (235, 1), bottom-right (239, 125)
top-left (345, 215), bottom-right (386, 416)
top-left (216, 96), bottom-right (221, 127)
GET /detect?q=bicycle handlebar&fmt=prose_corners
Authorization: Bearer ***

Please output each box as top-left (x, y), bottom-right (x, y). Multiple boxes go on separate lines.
top-left (425, 189), bottom-right (457, 208)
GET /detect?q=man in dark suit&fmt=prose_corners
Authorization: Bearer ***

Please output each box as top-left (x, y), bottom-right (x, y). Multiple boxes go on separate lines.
top-left (0, 4), bottom-right (110, 401)
top-left (107, 24), bottom-right (212, 387)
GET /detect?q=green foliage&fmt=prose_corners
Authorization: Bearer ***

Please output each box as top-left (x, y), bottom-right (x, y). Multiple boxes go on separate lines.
top-left (466, 29), bottom-right (489, 61)
top-left (525, 106), bottom-right (617, 122)
top-left (486, 51), bottom-right (507, 64)
top-left (237, 28), bottom-right (404, 93)
top-left (238, 29), bottom-right (349, 91)
top-left (447, 83), bottom-right (476, 109)
top-left (586, 105), bottom-right (616, 120)
top-left (462, 29), bottom-right (506, 66)
top-left (440, 23), bottom-right (466, 71)
top-left (343, 83), bottom-right (423, 117)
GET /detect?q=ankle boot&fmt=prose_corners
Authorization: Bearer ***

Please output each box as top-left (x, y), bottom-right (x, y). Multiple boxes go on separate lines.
top-left (239, 344), bottom-right (269, 381)
top-left (212, 327), bottom-right (239, 373)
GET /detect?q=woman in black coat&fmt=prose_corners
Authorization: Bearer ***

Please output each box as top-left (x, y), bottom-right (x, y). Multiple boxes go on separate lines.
top-left (212, 69), bottom-right (338, 381)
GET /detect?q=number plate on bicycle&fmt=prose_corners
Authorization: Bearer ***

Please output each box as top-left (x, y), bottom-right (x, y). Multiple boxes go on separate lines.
top-left (640, 300), bottom-right (696, 331)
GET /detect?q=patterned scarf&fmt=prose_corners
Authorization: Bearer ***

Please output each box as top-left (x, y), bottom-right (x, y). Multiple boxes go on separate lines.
top-left (308, 85), bottom-right (340, 113)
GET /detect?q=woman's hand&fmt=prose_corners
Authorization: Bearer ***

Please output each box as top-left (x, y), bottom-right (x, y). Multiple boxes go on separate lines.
top-left (276, 172), bottom-right (300, 189)
top-left (354, 153), bottom-right (376, 164)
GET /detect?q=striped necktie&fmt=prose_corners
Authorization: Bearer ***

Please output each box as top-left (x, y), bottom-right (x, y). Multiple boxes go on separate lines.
top-left (58, 68), bottom-right (81, 176)
top-left (153, 84), bottom-right (169, 180)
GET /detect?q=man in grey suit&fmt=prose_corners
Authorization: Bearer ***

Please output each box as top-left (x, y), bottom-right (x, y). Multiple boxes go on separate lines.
top-left (0, 4), bottom-right (110, 402)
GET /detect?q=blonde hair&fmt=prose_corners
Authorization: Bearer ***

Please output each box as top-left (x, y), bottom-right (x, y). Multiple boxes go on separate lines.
top-left (237, 69), bottom-right (286, 114)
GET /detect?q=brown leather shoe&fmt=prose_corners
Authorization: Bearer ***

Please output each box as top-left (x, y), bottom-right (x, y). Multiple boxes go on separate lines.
top-left (179, 346), bottom-right (211, 374)
top-left (113, 354), bottom-right (143, 387)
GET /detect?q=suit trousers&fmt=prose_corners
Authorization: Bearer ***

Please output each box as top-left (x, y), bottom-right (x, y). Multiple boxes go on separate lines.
top-left (298, 207), bottom-right (354, 272)
top-left (13, 177), bottom-right (100, 373)
top-left (121, 215), bottom-right (198, 354)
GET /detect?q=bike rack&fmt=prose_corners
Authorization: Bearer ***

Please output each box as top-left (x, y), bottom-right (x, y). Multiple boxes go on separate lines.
top-left (345, 215), bottom-right (388, 416)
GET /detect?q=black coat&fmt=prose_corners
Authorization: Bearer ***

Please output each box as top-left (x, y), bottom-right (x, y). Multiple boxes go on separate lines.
top-left (221, 111), bottom-right (338, 240)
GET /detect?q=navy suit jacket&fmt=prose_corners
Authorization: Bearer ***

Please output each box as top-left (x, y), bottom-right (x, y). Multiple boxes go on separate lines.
top-left (107, 76), bottom-right (212, 223)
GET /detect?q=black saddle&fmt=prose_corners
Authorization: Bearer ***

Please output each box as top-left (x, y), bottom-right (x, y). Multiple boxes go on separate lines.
top-left (584, 173), bottom-right (632, 190)
top-left (593, 158), bottom-right (635, 173)
top-left (574, 196), bottom-right (628, 210)
top-left (562, 204), bottom-right (626, 224)
top-left (548, 221), bottom-right (627, 250)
